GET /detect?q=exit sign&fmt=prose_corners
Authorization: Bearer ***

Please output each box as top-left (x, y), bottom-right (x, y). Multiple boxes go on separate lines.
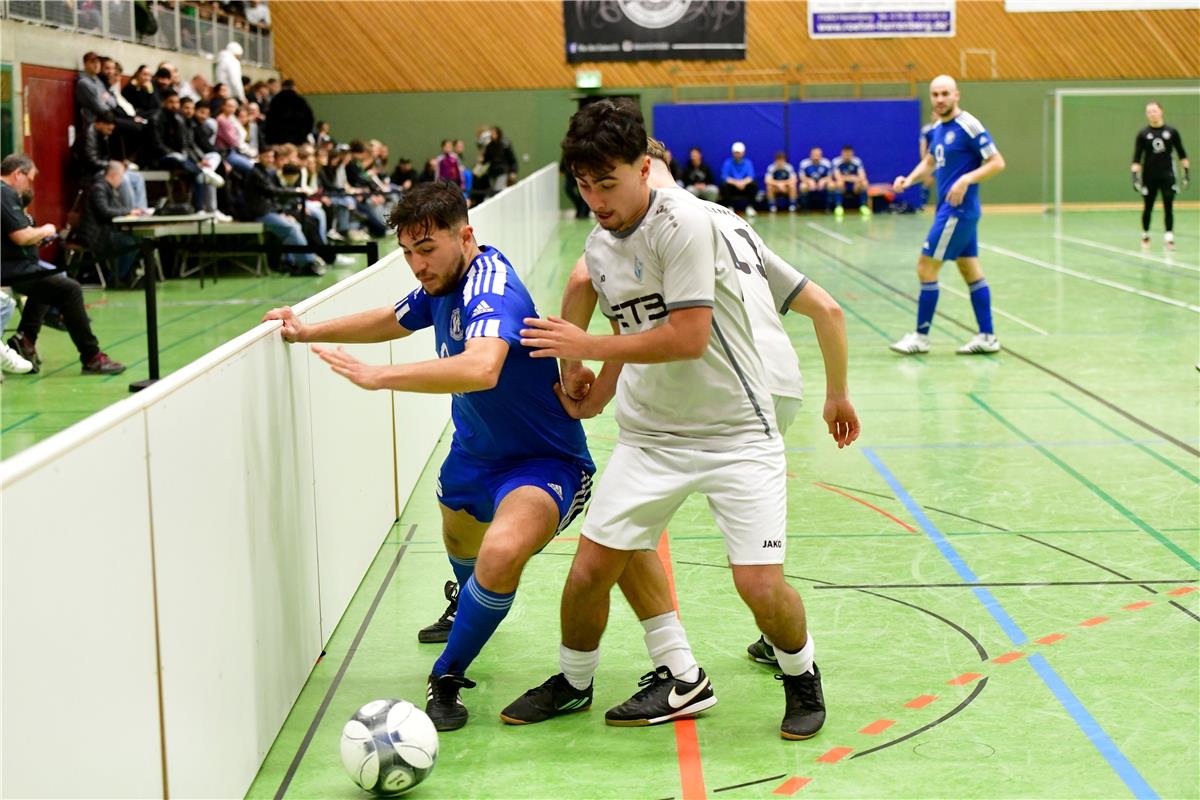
top-left (576, 69), bottom-right (602, 89)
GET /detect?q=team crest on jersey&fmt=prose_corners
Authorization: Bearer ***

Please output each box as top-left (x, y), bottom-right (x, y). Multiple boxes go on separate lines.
top-left (634, 256), bottom-right (644, 282)
top-left (450, 308), bottom-right (464, 340)
top-left (944, 131), bottom-right (956, 145)
top-left (1164, 130), bottom-right (1171, 139)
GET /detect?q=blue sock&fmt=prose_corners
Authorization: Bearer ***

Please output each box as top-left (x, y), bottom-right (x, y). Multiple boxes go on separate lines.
top-left (432, 575), bottom-right (515, 676)
top-left (916, 281), bottom-right (940, 334)
top-left (447, 553), bottom-right (476, 587)
top-left (968, 278), bottom-right (994, 335)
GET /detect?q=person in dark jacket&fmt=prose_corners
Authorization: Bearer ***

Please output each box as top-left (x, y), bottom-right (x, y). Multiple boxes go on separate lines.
top-left (263, 80), bottom-right (315, 146)
top-left (80, 161), bottom-right (142, 281)
top-left (148, 91), bottom-right (222, 210)
top-left (123, 64), bottom-right (160, 117)
top-left (72, 111), bottom-right (149, 209)
top-left (242, 148), bottom-right (322, 275)
top-left (482, 125), bottom-right (518, 195)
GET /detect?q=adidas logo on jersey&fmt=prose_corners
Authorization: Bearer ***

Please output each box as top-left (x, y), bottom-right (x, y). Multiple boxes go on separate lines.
top-left (472, 300), bottom-right (494, 317)
top-left (548, 483), bottom-right (564, 500)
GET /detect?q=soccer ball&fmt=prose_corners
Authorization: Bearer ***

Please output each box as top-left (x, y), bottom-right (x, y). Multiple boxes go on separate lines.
top-left (340, 699), bottom-right (438, 796)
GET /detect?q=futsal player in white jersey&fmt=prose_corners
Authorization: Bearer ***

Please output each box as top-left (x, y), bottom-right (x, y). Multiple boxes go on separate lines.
top-left (501, 100), bottom-right (859, 740)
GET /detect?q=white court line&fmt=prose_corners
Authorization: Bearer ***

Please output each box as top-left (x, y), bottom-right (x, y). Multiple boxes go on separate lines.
top-left (981, 244), bottom-right (1200, 313)
top-left (939, 284), bottom-right (1050, 336)
top-left (1053, 234), bottom-right (1200, 273)
top-left (805, 222), bottom-right (855, 245)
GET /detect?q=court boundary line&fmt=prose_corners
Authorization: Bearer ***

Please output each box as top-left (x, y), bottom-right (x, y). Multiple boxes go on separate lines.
top-left (273, 523), bottom-right (418, 800)
top-left (805, 222), bottom-right (855, 245)
top-left (938, 283), bottom-right (1050, 335)
top-left (1053, 233), bottom-right (1200, 273)
top-left (863, 448), bottom-right (1161, 800)
top-left (798, 237), bottom-right (1200, 458)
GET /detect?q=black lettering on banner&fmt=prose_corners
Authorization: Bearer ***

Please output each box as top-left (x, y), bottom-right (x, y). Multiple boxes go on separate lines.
top-left (612, 293), bottom-right (668, 328)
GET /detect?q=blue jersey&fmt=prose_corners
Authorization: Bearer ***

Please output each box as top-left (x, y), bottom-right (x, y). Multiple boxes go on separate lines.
top-left (799, 158), bottom-right (832, 181)
top-left (930, 112), bottom-right (998, 217)
top-left (394, 245), bottom-right (593, 469)
top-left (833, 155), bottom-right (864, 178)
top-left (920, 123), bottom-right (936, 152)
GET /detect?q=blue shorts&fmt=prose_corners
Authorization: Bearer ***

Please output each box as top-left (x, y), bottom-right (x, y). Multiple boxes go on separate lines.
top-left (437, 445), bottom-right (594, 533)
top-left (922, 205), bottom-right (979, 261)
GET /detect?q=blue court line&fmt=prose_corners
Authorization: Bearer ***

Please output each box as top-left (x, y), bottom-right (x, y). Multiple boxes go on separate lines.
top-left (786, 437), bottom-right (1195, 454)
top-left (863, 447), bottom-right (1160, 800)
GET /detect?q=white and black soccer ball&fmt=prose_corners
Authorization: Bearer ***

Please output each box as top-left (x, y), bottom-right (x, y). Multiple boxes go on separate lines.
top-left (340, 699), bottom-right (438, 796)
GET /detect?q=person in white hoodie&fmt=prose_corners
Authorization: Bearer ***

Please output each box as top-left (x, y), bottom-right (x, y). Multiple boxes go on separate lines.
top-left (215, 42), bottom-right (246, 103)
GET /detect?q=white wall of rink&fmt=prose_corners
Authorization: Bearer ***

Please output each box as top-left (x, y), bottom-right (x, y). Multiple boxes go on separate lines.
top-left (0, 163), bottom-right (561, 799)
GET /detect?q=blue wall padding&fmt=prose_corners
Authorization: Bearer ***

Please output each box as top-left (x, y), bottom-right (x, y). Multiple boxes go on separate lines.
top-left (653, 99), bottom-right (922, 203)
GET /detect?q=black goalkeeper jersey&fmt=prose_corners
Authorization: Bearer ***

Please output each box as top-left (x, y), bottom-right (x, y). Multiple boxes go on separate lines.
top-left (1133, 125), bottom-right (1188, 182)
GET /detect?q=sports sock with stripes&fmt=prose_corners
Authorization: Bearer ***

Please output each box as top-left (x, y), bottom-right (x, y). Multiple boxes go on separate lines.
top-left (968, 277), bottom-right (994, 335)
top-left (432, 575), bottom-right (513, 676)
top-left (447, 553), bottom-right (476, 587)
top-left (917, 281), bottom-right (940, 334)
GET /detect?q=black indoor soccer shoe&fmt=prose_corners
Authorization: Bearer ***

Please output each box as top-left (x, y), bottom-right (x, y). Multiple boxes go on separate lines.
top-left (499, 673), bottom-right (592, 725)
top-left (747, 635), bottom-right (779, 665)
top-left (604, 666), bottom-right (717, 727)
top-left (777, 664), bottom-right (826, 740)
top-left (425, 673), bottom-right (477, 732)
top-left (417, 580), bottom-right (458, 643)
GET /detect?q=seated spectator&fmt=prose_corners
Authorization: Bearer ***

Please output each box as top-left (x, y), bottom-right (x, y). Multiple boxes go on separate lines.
top-left (161, 61), bottom-right (196, 102)
top-left (264, 79), bottom-right (314, 145)
top-left (344, 139), bottom-right (390, 237)
top-left (242, 147), bottom-right (323, 275)
top-left (182, 100), bottom-right (227, 217)
top-left (315, 119), bottom-right (334, 148)
top-left (719, 141), bottom-right (758, 216)
top-left (123, 64), bottom-right (159, 116)
top-left (0, 288), bottom-right (34, 379)
top-left (1, 154), bottom-right (125, 375)
top-left (249, 81), bottom-right (272, 115)
top-left (215, 43), bottom-right (246, 103)
top-left (208, 82), bottom-right (232, 115)
top-left (245, 102), bottom-right (265, 152)
top-left (276, 143), bottom-right (328, 248)
top-left (683, 147), bottom-right (718, 202)
top-left (215, 97), bottom-right (257, 174)
top-left (832, 145), bottom-right (870, 217)
top-left (75, 51), bottom-right (116, 128)
top-left (764, 151), bottom-right (798, 212)
top-left (80, 161), bottom-right (143, 283)
top-left (101, 57), bottom-right (148, 160)
top-left (799, 147), bottom-right (834, 212)
top-left (147, 91), bottom-right (223, 210)
top-left (190, 73), bottom-right (213, 105)
top-left (318, 146), bottom-right (358, 239)
top-left (390, 156), bottom-right (417, 193)
top-left (152, 66), bottom-right (175, 105)
top-left (418, 157), bottom-right (437, 183)
top-left (72, 110), bottom-right (148, 210)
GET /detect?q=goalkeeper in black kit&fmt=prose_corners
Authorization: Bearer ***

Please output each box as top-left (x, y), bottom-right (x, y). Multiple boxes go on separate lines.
top-left (1131, 100), bottom-right (1189, 251)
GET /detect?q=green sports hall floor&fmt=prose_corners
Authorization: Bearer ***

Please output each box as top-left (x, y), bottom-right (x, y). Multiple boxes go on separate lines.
top-left (3, 209), bottom-right (1198, 799)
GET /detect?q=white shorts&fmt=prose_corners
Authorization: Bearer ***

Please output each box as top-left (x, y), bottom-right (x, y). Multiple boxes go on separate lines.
top-left (773, 395), bottom-right (802, 436)
top-left (582, 437), bottom-right (788, 565)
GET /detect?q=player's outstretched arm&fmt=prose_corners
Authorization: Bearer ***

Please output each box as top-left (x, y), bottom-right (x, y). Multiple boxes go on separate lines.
top-left (788, 281), bottom-right (860, 449)
top-left (311, 336), bottom-right (507, 393)
top-left (559, 255), bottom-right (600, 399)
top-left (262, 305), bottom-right (411, 345)
top-left (521, 306), bottom-right (711, 364)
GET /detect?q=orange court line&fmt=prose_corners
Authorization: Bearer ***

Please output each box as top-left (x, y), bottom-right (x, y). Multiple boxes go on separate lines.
top-left (817, 747), bottom-right (854, 764)
top-left (1123, 601), bottom-right (1154, 610)
top-left (1168, 586), bottom-right (1197, 596)
top-left (992, 651), bottom-right (1026, 664)
top-left (1079, 616), bottom-right (1109, 627)
top-left (773, 777), bottom-right (812, 795)
top-left (947, 672), bottom-right (982, 686)
top-left (859, 719), bottom-right (896, 735)
top-left (656, 531), bottom-right (708, 800)
top-left (1036, 633), bottom-right (1067, 645)
top-left (812, 482), bottom-right (917, 532)
top-left (904, 694), bottom-right (938, 709)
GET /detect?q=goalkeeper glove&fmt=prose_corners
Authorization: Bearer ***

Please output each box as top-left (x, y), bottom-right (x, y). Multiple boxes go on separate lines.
top-left (1132, 171), bottom-right (1145, 196)
top-left (1184, 167), bottom-right (1191, 190)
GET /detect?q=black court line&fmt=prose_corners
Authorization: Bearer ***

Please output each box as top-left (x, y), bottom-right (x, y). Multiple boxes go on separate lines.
top-left (850, 677), bottom-right (989, 760)
top-left (274, 523), bottom-right (418, 800)
top-left (713, 773), bottom-right (789, 793)
top-left (814, 579), bottom-right (1197, 589)
top-left (797, 235), bottom-right (1200, 458)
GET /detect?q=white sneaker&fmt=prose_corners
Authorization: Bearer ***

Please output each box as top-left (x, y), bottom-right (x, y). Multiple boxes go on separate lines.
top-left (889, 331), bottom-right (929, 354)
top-left (327, 229), bottom-right (345, 241)
top-left (1165, 232), bottom-right (1175, 251)
top-left (0, 340), bottom-right (34, 374)
top-left (334, 254), bottom-right (357, 266)
top-left (1141, 233), bottom-right (1151, 249)
top-left (201, 167), bottom-right (226, 188)
top-left (956, 333), bottom-right (1001, 355)
top-left (213, 211), bottom-right (233, 222)
top-left (745, 206), bottom-right (757, 218)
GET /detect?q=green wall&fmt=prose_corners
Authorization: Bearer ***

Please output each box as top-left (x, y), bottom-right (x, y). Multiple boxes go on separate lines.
top-left (309, 80), bottom-right (1198, 206)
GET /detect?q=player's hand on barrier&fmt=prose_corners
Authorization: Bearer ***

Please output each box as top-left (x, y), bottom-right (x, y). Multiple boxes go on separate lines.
top-left (560, 363), bottom-right (596, 401)
top-left (262, 305), bottom-right (306, 342)
top-left (520, 316), bottom-right (594, 360)
top-left (823, 396), bottom-right (861, 449)
top-left (312, 345), bottom-right (381, 390)
top-left (892, 175), bottom-right (910, 192)
top-left (553, 381), bottom-right (604, 419)
top-left (946, 177), bottom-right (969, 207)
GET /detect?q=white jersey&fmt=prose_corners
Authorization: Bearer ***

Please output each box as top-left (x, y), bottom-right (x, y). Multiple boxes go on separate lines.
top-left (585, 188), bottom-right (777, 450)
top-left (660, 186), bottom-right (806, 400)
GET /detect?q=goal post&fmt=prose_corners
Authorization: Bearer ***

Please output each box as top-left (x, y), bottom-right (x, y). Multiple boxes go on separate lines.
top-left (1049, 86), bottom-right (1200, 214)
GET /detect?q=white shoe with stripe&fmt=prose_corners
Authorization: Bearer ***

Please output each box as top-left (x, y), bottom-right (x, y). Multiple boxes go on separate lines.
top-left (889, 332), bottom-right (930, 354)
top-left (956, 333), bottom-right (1001, 354)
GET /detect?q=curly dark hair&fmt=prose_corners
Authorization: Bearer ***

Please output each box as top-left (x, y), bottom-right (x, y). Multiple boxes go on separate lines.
top-left (387, 180), bottom-right (469, 242)
top-left (561, 98), bottom-right (647, 178)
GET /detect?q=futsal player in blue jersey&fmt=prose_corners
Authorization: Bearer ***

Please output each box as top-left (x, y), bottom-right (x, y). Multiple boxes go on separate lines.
top-left (798, 147), bottom-right (833, 212)
top-left (891, 75), bottom-right (1006, 355)
top-left (832, 145), bottom-right (871, 218)
top-left (262, 181), bottom-right (595, 731)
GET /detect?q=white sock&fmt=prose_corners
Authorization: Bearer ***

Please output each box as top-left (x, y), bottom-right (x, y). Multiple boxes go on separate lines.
top-left (560, 644), bottom-right (599, 691)
top-left (641, 611), bottom-right (700, 683)
top-left (771, 633), bottom-right (815, 676)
